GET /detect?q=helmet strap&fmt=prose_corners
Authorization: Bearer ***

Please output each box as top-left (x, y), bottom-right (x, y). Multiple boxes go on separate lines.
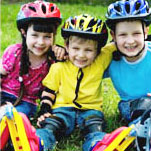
top-left (115, 42), bottom-right (145, 59)
top-left (141, 21), bottom-right (146, 40)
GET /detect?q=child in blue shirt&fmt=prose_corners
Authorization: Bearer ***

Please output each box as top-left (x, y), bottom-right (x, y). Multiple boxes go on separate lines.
top-left (105, 0), bottom-right (151, 124)
top-left (103, 0), bottom-right (151, 150)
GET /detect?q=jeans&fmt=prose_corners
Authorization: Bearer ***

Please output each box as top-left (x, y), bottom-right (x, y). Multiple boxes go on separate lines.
top-left (118, 100), bottom-right (132, 122)
top-left (118, 98), bottom-right (151, 125)
top-left (1, 91), bottom-right (37, 118)
top-left (36, 107), bottom-right (106, 151)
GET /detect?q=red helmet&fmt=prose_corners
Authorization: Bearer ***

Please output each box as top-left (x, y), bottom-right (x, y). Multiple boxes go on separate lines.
top-left (17, 0), bottom-right (62, 30)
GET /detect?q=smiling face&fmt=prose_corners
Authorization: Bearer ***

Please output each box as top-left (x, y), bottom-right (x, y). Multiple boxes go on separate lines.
top-left (26, 24), bottom-right (54, 57)
top-left (112, 20), bottom-right (148, 61)
top-left (67, 36), bottom-right (98, 68)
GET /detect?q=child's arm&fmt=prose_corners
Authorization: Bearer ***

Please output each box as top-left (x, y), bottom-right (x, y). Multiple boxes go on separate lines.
top-left (37, 88), bottom-right (56, 127)
top-left (99, 42), bottom-right (116, 69)
top-left (0, 44), bottom-right (20, 78)
top-left (0, 59), bottom-right (7, 91)
top-left (0, 59), bottom-right (7, 75)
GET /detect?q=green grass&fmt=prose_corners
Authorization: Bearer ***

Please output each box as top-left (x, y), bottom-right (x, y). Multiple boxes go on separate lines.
top-left (1, 2), bottom-right (146, 151)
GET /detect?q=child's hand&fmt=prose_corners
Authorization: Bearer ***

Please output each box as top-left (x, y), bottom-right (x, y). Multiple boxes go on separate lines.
top-left (52, 44), bottom-right (68, 61)
top-left (37, 112), bottom-right (52, 127)
top-left (36, 103), bottom-right (52, 127)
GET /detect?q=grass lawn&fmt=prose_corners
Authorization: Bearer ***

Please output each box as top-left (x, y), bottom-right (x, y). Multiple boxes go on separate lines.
top-left (2, 2), bottom-right (150, 151)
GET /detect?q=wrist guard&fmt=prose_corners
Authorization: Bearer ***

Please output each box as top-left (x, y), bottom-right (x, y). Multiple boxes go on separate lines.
top-left (37, 103), bottom-right (52, 118)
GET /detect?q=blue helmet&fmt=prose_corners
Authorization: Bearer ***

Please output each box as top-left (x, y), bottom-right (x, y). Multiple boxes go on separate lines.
top-left (106, 0), bottom-right (151, 29)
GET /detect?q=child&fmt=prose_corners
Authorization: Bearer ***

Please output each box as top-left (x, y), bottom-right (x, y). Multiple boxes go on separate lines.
top-left (0, 0), bottom-right (65, 118)
top-left (103, 0), bottom-right (151, 150)
top-left (35, 14), bottom-right (118, 151)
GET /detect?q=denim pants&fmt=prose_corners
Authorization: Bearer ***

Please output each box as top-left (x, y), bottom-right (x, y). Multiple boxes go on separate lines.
top-left (1, 91), bottom-right (37, 118)
top-left (36, 107), bottom-right (106, 151)
top-left (118, 97), bottom-right (151, 125)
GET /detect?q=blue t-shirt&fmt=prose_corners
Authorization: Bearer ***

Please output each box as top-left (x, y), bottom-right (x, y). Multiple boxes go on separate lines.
top-left (104, 41), bottom-right (151, 101)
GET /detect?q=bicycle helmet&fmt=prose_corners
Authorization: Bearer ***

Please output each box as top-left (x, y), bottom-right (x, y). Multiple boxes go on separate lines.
top-left (61, 14), bottom-right (108, 47)
top-left (17, 0), bottom-right (62, 30)
top-left (106, 0), bottom-right (151, 29)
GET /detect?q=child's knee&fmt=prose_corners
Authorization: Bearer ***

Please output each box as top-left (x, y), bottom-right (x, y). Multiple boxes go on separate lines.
top-left (40, 115), bottom-right (67, 137)
top-left (81, 115), bottom-right (105, 137)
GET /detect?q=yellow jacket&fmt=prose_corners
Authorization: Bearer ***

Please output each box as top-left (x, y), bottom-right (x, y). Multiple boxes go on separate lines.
top-left (42, 43), bottom-right (116, 111)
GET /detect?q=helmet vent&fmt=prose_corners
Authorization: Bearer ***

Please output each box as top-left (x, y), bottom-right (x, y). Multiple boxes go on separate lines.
top-left (83, 14), bottom-right (87, 18)
top-left (87, 19), bottom-right (97, 31)
top-left (51, 6), bottom-right (54, 12)
top-left (79, 20), bottom-right (84, 29)
top-left (125, 3), bottom-right (130, 14)
top-left (71, 19), bottom-right (75, 25)
top-left (28, 6), bottom-right (36, 12)
top-left (42, 4), bottom-right (46, 14)
top-left (135, 1), bottom-right (141, 11)
top-left (114, 5), bottom-right (121, 12)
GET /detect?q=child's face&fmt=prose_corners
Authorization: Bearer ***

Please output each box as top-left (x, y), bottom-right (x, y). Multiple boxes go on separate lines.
top-left (67, 36), bottom-right (97, 68)
top-left (112, 20), bottom-right (148, 61)
top-left (26, 25), bottom-right (54, 57)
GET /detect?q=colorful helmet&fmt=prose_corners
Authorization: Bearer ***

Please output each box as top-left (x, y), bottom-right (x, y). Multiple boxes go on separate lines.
top-left (61, 14), bottom-right (108, 47)
top-left (17, 0), bottom-right (62, 30)
top-left (106, 0), bottom-right (151, 29)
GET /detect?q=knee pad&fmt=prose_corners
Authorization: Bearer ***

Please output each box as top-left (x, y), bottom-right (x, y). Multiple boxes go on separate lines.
top-left (40, 115), bottom-right (66, 137)
top-left (131, 110), bottom-right (145, 121)
top-left (130, 98), bottom-right (151, 120)
top-left (82, 116), bottom-right (105, 137)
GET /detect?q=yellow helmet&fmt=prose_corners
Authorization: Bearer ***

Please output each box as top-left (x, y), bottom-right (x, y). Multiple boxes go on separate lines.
top-left (61, 14), bottom-right (108, 47)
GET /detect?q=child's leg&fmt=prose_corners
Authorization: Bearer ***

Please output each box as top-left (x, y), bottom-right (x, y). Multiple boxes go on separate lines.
top-left (1, 92), bottom-right (37, 118)
top-left (77, 110), bottom-right (106, 151)
top-left (119, 98), bottom-right (151, 151)
top-left (15, 101), bottom-right (37, 118)
top-left (1, 92), bottom-right (17, 106)
top-left (37, 107), bottom-right (77, 150)
top-left (1, 106), bottom-right (75, 151)
top-left (118, 100), bottom-right (132, 123)
top-left (36, 116), bottom-right (66, 150)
